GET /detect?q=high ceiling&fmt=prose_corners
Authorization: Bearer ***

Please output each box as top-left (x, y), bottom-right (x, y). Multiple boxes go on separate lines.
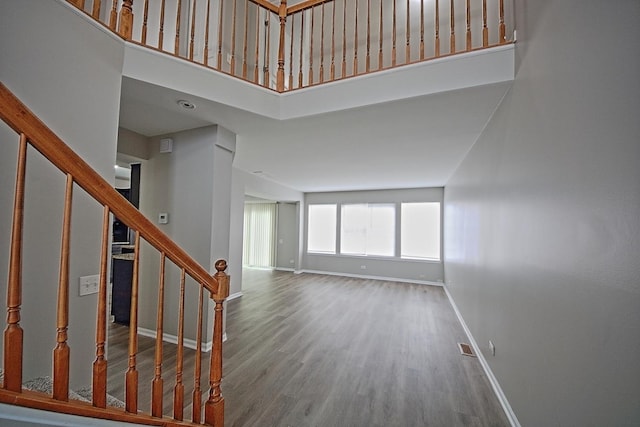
top-left (119, 71), bottom-right (511, 193)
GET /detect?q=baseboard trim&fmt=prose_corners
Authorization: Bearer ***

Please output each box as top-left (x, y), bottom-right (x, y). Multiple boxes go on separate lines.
top-left (137, 327), bottom-right (213, 352)
top-left (299, 269), bottom-right (443, 287)
top-left (274, 267), bottom-right (295, 272)
top-left (227, 291), bottom-right (243, 301)
top-left (443, 286), bottom-right (521, 427)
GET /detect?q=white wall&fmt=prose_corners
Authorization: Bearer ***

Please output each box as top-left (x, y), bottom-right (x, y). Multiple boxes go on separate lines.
top-left (0, 0), bottom-right (124, 388)
top-left (304, 188), bottom-right (444, 283)
top-left (443, 1), bottom-right (640, 425)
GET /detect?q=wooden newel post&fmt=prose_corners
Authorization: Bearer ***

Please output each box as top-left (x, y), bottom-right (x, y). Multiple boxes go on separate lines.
top-left (276, 0), bottom-right (287, 92)
top-left (205, 259), bottom-right (230, 426)
top-left (118, 0), bottom-right (134, 40)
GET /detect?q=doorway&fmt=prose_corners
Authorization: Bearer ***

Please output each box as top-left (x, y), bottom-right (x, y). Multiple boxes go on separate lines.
top-left (242, 200), bottom-right (277, 268)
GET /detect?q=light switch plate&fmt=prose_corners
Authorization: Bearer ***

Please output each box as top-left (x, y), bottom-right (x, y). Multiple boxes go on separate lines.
top-left (79, 275), bottom-right (99, 296)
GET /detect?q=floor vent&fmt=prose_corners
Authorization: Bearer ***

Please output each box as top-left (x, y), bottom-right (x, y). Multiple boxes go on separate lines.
top-left (458, 342), bottom-right (476, 357)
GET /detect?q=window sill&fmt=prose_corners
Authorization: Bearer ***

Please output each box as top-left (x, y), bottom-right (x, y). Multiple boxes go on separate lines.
top-left (306, 252), bottom-right (441, 264)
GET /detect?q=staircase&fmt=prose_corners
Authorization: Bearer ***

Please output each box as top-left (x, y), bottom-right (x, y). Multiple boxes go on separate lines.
top-left (0, 82), bottom-right (229, 426)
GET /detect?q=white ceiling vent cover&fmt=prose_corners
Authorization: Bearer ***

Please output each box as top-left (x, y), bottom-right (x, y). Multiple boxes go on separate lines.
top-left (160, 138), bottom-right (173, 153)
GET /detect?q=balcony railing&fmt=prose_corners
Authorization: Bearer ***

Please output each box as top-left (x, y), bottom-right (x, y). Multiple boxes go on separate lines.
top-left (68, 0), bottom-right (512, 92)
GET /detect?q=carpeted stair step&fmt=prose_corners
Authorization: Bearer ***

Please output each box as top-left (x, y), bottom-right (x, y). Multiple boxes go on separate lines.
top-left (1, 369), bottom-right (124, 409)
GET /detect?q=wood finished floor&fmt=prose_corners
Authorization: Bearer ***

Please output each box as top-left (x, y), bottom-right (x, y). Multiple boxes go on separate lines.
top-left (108, 269), bottom-right (509, 427)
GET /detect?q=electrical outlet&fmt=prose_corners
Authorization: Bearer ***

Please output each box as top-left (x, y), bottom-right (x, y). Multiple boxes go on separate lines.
top-left (489, 340), bottom-right (496, 356)
top-left (79, 275), bottom-right (100, 296)
top-left (360, 265), bottom-right (366, 270)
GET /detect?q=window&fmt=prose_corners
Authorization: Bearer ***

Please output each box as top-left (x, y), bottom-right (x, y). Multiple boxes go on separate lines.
top-left (341, 204), bottom-right (395, 256)
top-left (306, 200), bottom-right (441, 261)
top-left (307, 204), bottom-right (337, 253)
top-left (401, 202), bottom-right (441, 260)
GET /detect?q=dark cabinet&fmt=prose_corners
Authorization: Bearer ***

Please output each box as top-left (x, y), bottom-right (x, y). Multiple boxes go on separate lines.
top-left (111, 256), bottom-right (133, 325)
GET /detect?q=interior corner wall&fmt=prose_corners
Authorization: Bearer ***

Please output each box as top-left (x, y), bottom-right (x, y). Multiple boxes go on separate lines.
top-left (443, 1), bottom-right (640, 425)
top-left (0, 0), bottom-right (124, 388)
top-left (117, 127), bottom-right (151, 160)
top-left (275, 203), bottom-right (299, 270)
top-left (138, 126), bottom-right (218, 343)
top-left (228, 168), bottom-right (304, 297)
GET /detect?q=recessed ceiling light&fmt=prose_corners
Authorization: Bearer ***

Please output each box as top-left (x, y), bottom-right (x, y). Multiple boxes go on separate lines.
top-left (177, 99), bottom-right (196, 110)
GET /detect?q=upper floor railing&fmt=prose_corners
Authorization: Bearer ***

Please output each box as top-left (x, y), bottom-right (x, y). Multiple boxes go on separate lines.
top-left (0, 81), bottom-right (229, 426)
top-left (68, 0), bottom-right (512, 92)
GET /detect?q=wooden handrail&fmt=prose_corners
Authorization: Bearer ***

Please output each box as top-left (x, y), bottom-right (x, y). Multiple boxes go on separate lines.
top-left (0, 84), bottom-right (219, 294)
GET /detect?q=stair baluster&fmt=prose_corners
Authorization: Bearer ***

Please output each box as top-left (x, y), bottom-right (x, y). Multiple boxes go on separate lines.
top-left (53, 174), bottom-right (73, 402)
top-left (3, 133), bottom-right (27, 393)
top-left (92, 206), bottom-right (111, 409)
top-left (173, 269), bottom-right (187, 420)
top-left (192, 285), bottom-right (205, 423)
top-left (125, 232), bottom-right (141, 413)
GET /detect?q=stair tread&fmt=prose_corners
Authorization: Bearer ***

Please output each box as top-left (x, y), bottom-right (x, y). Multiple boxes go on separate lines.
top-left (1, 370), bottom-right (124, 409)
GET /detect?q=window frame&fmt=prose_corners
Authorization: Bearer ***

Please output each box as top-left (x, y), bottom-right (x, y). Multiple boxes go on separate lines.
top-left (306, 203), bottom-right (338, 254)
top-left (400, 202), bottom-right (442, 261)
top-left (306, 200), bottom-right (442, 263)
top-left (340, 203), bottom-right (396, 257)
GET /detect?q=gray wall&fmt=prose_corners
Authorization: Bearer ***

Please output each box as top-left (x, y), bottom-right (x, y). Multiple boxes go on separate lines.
top-left (0, 0), bottom-right (123, 387)
top-left (443, 1), bottom-right (640, 425)
top-left (117, 128), bottom-right (150, 161)
top-left (229, 168), bottom-right (304, 297)
top-left (138, 126), bottom-right (235, 344)
top-left (275, 203), bottom-right (299, 270)
top-left (304, 188), bottom-right (444, 283)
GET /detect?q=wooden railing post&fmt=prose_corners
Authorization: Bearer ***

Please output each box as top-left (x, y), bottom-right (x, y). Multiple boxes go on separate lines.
top-left (204, 260), bottom-right (229, 427)
top-left (434, 0), bottom-right (440, 57)
top-left (173, 269), bottom-right (187, 421)
top-left (118, 0), bottom-right (134, 40)
top-left (109, 0), bottom-right (118, 31)
top-left (92, 206), bottom-right (111, 408)
top-left (449, 0), bottom-right (455, 53)
top-left (3, 133), bottom-right (27, 393)
top-left (53, 174), bottom-right (74, 402)
top-left (68, 0), bottom-right (85, 8)
top-left (192, 285), bottom-right (205, 424)
top-left (276, 0), bottom-right (287, 92)
top-left (142, 0), bottom-right (150, 45)
top-left (92, 0), bottom-right (102, 20)
top-left (125, 232), bottom-right (141, 413)
top-left (499, 0), bottom-right (506, 43)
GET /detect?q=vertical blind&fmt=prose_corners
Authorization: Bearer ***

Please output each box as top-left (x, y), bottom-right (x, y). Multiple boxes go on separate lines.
top-left (243, 202), bottom-right (277, 267)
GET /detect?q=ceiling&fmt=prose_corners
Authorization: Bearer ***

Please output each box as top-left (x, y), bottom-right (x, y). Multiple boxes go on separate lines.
top-left (118, 76), bottom-right (510, 193)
